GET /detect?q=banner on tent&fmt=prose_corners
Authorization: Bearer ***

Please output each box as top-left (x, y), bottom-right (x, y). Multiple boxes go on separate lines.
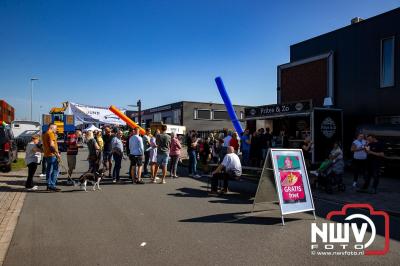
top-left (253, 148), bottom-right (315, 225)
top-left (67, 102), bottom-right (126, 126)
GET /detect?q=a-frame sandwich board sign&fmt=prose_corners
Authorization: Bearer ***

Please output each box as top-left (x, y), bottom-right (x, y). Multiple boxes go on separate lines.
top-left (253, 149), bottom-right (316, 225)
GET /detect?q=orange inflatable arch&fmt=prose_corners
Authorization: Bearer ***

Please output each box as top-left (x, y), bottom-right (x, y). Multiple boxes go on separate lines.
top-left (109, 105), bottom-right (146, 135)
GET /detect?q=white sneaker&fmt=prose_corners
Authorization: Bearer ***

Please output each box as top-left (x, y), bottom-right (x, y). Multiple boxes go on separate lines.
top-left (194, 174), bottom-right (201, 178)
top-left (27, 186), bottom-right (38, 191)
top-left (39, 174), bottom-right (45, 177)
top-left (352, 182), bottom-right (357, 188)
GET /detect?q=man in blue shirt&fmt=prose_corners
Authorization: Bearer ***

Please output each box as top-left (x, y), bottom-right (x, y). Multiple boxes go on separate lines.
top-left (129, 128), bottom-right (145, 184)
top-left (241, 128), bottom-right (251, 166)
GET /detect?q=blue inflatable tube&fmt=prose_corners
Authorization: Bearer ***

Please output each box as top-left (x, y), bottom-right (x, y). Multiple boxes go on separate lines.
top-left (215, 77), bottom-right (244, 135)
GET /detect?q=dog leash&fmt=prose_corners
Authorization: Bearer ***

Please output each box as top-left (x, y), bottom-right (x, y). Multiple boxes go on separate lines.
top-left (57, 156), bottom-right (69, 177)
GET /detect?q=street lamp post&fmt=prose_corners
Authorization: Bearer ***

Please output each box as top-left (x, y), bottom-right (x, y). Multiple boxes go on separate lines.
top-left (30, 78), bottom-right (39, 121)
top-left (39, 105), bottom-right (43, 123)
top-left (137, 99), bottom-right (142, 127)
top-left (127, 99), bottom-right (142, 127)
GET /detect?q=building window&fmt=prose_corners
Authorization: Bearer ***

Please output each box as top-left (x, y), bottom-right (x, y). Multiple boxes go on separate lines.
top-left (173, 109), bottom-right (181, 124)
top-left (213, 110), bottom-right (229, 120)
top-left (153, 112), bottom-right (162, 122)
top-left (240, 111), bottom-right (244, 120)
top-left (194, 109), bottom-right (211, 120)
top-left (163, 117), bottom-right (172, 124)
top-left (53, 114), bottom-right (63, 122)
top-left (380, 37), bottom-right (395, 88)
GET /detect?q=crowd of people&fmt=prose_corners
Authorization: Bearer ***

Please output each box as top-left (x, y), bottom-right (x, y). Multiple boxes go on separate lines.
top-left (177, 129), bottom-right (385, 194)
top-left (74, 124), bottom-right (176, 186)
top-left (23, 123), bottom-right (384, 195)
top-left (185, 127), bottom-right (273, 172)
top-left (309, 132), bottom-right (385, 194)
top-left (24, 123), bottom-right (183, 191)
top-left (24, 125), bottom-right (306, 187)
top-left (23, 124), bottom-right (248, 193)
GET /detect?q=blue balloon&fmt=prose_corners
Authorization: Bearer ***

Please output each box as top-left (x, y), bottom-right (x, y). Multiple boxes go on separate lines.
top-left (215, 77), bottom-right (244, 135)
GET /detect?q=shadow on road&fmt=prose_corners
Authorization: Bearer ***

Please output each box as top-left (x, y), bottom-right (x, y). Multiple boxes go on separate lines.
top-left (0, 186), bottom-right (26, 192)
top-left (0, 179), bottom-right (26, 187)
top-left (168, 187), bottom-right (255, 205)
top-left (0, 184), bottom-right (53, 193)
top-left (168, 187), bottom-right (208, 198)
top-left (0, 174), bottom-right (27, 178)
top-left (180, 211), bottom-right (300, 225)
top-left (208, 194), bottom-right (254, 204)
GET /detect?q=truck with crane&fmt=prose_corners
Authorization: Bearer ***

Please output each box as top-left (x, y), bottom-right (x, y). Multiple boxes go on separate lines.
top-left (42, 102), bottom-right (75, 151)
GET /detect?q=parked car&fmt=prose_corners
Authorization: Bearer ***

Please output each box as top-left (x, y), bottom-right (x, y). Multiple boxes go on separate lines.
top-left (0, 125), bottom-right (18, 172)
top-left (11, 120), bottom-right (41, 150)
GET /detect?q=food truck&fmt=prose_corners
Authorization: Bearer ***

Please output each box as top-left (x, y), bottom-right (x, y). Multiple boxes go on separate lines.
top-left (244, 100), bottom-right (343, 164)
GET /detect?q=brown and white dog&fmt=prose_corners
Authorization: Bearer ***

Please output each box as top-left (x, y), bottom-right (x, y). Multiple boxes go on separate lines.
top-left (74, 168), bottom-right (105, 192)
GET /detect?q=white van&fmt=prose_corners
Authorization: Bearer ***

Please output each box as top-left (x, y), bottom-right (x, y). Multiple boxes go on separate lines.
top-left (11, 120), bottom-right (41, 150)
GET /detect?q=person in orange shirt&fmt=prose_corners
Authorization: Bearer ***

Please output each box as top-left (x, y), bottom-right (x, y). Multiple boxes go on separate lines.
top-left (42, 123), bottom-right (61, 192)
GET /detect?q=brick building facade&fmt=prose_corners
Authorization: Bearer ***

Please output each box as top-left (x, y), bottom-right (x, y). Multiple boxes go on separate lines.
top-left (277, 8), bottom-right (400, 152)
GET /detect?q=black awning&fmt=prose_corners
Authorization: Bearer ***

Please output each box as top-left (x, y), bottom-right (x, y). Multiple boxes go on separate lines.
top-left (245, 100), bottom-right (312, 120)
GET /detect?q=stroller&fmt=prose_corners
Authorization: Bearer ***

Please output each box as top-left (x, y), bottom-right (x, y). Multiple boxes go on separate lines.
top-left (311, 159), bottom-right (345, 194)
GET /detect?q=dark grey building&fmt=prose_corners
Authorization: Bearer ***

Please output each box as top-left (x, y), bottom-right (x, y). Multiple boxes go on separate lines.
top-left (277, 8), bottom-right (400, 149)
top-left (128, 101), bottom-right (247, 132)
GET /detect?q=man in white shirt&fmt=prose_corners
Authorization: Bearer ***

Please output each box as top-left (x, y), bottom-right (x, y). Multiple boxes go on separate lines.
top-left (129, 128), bottom-right (145, 184)
top-left (209, 146), bottom-right (242, 195)
top-left (351, 133), bottom-right (367, 188)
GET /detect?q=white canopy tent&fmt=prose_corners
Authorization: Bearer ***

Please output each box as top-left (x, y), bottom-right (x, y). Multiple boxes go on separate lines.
top-left (82, 124), bottom-right (101, 132)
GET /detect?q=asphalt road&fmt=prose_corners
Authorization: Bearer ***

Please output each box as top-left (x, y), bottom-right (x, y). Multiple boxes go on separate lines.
top-left (4, 150), bottom-right (400, 265)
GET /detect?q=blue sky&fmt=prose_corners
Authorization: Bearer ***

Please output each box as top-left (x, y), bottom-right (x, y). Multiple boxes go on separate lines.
top-left (0, 0), bottom-right (398, 120)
